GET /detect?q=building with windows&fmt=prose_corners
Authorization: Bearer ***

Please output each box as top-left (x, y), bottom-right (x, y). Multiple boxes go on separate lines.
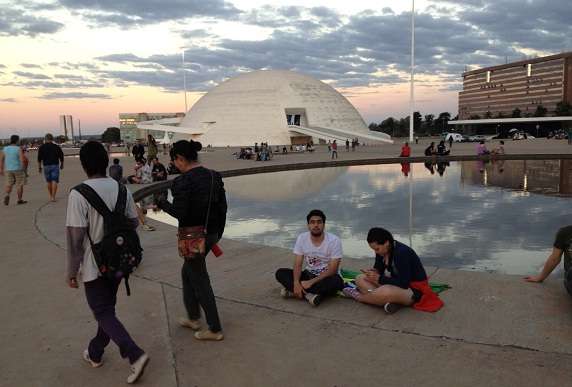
top-left (119, 112), bottom-right (185, 143)
top-left (459, 52), bottom-right (572, 120)
top-left (451, 52), bottom-right (572, 136)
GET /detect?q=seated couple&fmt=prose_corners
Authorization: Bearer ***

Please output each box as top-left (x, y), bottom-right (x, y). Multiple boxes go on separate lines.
top-left (275, 210), bottom-right (443, 313)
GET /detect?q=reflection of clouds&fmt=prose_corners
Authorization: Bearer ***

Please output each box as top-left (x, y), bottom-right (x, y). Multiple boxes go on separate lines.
top-left (224, 167), bottom-right (346, 201)
top-left (148, 161), bottom-right (572, 275)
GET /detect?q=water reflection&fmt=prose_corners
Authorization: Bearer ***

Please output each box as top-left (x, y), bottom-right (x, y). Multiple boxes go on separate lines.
top-left (145, 160), bottom-right (572, 275)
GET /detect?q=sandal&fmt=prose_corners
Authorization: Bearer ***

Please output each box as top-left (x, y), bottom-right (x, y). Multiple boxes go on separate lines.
top-left (17, 200), bottom-right (27, 205)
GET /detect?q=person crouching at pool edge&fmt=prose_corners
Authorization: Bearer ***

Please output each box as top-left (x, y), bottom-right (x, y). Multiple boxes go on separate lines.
top-left (343, 227), bottom-right (444, 314)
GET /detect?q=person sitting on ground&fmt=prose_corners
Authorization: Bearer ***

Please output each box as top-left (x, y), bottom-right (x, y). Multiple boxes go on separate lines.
top-left (400, 142), bottom-right (411, 157)
top-left (343, 227), bottom-right (444, 313)
top-left (476, 141), bottom-right (490, 156)
top-left (524, 226), bottom-right (572, 296)
top-left (140, 159), bottom-right (153, 184)
top-left (424, 142), bottom-right (436, 156)
top-left (109, 158), bottom-right (124, 183)
top-left (275, 209), bottom-right (344, 306)
top-left (436, 140), bottom-right (450, 156)
top-left (491, 140), bottom-right (505, 155)
top-left (127, 160), bottom-right (144, 184)
top-left (151, 157), bottom-right (167, 182)
top-left (282, 146), bottom-right (288, 154)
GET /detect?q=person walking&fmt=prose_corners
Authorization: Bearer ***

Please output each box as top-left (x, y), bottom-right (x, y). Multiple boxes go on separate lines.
top-left (157, 140), bottom-right (228, 341)
top-left (66, 141), bottom-right (149, 384)
top-left (147, 135), bottom-right (158, 161)
top-left (37, 133), bottom-right (64, 202)
top-left (1, 135), bottom-right (27, 205)
top-left (331, 140), bottom-right (338, 159)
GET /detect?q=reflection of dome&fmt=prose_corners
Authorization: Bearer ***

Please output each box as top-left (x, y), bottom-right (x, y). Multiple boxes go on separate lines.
top-left (176, 70), bottom-right (390, 146)
top-left (224, 167), bottom-right (347, 201)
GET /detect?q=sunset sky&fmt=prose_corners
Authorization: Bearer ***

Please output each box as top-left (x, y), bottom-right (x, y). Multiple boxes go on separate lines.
top-left (1, 0), bottom-right (570, 137)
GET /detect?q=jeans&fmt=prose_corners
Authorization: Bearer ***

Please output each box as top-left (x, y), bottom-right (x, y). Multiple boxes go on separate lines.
top-left (275, 268), bottom-right (344, 297)
top-left (84, 277), bottom-right (144, 364)
top-left (181, 234), bottom-right (222, 332)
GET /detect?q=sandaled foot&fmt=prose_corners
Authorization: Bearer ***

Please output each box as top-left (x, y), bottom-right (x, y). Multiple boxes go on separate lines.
top-left (179, 318), bottom-right (201, 331)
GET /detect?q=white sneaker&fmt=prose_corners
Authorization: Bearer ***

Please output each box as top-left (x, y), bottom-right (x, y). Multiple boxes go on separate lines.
top-left (383, 302), bottom-right (402, 314)
top-left (82, 349), bottom-right (103, 368)
top-left (280, 288), bottom-right (294, 298)
top-left (194, 330), bottom-right (224, 341)
top-left (304, 293), bottom-right (323, 307)
top-left (127, 353), bottom-right (149, 384)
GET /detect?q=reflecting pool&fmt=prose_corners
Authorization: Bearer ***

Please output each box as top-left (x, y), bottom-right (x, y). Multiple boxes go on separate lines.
top-left (147, 159), bottom-right (572, 275)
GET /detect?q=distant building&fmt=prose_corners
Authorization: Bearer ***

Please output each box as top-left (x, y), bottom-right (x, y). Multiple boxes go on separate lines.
top-left (459, 52), bottom-right (572, 120)
top-left (451, 52), bottom-right (572, 136)
top-left (119, 112), bottom-right (185, 143)
top-left (59, 115), bottom-right (74, 141)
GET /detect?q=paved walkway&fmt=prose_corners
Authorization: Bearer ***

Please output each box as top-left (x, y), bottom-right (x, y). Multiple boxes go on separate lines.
top-left (2, 138), bottom-right (572, 387)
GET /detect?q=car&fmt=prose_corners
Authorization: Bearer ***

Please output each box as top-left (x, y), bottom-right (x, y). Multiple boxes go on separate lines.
top-left (468, 134), bottom-right (488, 142)
top-left (444, 133), bottom-right (465, 143)
top-left (512, 132), bottom-right (535, 140)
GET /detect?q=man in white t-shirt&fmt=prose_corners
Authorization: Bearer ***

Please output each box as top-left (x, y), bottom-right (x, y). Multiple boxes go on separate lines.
top-left (66, 141), bottom-right (149, 384)
top-left (275, 209), bottom-right (344, 306)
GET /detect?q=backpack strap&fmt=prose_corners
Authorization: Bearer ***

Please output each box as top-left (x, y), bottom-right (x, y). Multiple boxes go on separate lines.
top-left (114, 182), bottom-right (128, 215)
top-left (73, 183), bottom-right (113, 219)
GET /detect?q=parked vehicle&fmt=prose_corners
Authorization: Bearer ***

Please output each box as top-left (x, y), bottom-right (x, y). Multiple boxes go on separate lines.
top-left (512, 132), bottom-right (535, 140)
top-left (444, 133), bottom-right (465, 143)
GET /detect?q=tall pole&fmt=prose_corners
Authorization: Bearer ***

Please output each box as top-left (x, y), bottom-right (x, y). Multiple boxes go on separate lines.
top-left (182, 50), bottom-right (188, 113)
top-left (78, 119), bottom-right (82, 141)
top-left (409, 0), bottom-right (415, 142)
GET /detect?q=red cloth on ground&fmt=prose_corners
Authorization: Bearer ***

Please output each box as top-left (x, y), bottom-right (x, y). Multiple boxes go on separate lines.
top-left (410, 280), bottom-right (444, 312)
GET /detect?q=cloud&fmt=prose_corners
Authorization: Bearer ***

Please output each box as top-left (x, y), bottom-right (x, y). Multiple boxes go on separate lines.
top-left (21, 63), bottom-right (42, 68)
top-left (38, 91), bottom-right (112, 99)
top-left (0, 64), bottom-right (5, 68)
top-left (13, 71), bottom-right (52, 80)
top-left (56, 0), bottom-right (241, 27)
top-left (0, 98), bottom-right (17, 103)
top-left (0, 9), bottom-right (64, 37)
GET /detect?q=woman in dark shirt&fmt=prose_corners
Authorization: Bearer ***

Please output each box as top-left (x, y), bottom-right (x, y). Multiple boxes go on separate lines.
top-left (157, 140), bottom-right (227, 340)
top-left (343, 227), bottom-right (443, 313)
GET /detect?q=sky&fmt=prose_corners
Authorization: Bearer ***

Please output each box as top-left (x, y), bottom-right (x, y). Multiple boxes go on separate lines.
top-left (1, 0), bottom-right (571, 137)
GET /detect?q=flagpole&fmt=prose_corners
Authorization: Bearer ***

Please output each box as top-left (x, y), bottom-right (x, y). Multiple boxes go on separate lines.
top-left (409, 0), bottom-right (415, 142)
top-left (182, 50), bottom-right (188, 112)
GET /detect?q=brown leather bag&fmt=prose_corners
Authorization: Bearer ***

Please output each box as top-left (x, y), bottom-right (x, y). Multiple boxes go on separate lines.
top-left (177, 226), bottom-right (206, 259)
top-left (176, 171), bottom-right (214, 260)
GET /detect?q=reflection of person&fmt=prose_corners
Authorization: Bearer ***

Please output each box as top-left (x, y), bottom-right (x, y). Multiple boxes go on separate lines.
top-left (401, 162), bottom-right (411, 177)
top-left (437, 161), bottom-right (449, 176)
top-left (424, 161), bottom-right (435, 175)
top-left (343, 227), bottom-right (443, 313)
top-left (275, 209), bottom-right (344, 306)
top-left (524, 226), bottom-right (572, 296)
top-left (491, 140), bottom-right (505, 155)
top-left (157, 140), bottom-right (228, 341)
top-left (400, 142), bottom-right (411, 157)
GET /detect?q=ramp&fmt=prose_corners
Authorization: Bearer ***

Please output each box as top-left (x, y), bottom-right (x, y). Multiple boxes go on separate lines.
top-left (288, 125), bottom-right (393, 144)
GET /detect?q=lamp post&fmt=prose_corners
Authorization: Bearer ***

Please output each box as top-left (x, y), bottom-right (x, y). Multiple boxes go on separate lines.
top-left (182, 50), bottom-right (188, 113)
top-left (409, 0), bottom-right (415, 143)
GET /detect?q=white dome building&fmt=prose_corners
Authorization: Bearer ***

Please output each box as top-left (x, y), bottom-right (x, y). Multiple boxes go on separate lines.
top-left (139, 70), bottom-right (391, 146)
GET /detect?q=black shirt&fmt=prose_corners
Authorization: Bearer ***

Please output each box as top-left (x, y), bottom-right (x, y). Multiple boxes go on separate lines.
top-left (152, 163), bottom-right (167, 181)
top-left (158, 166), bottom-right (227, 237)
top-left (38, 142), bottom-right (64, 166)
top-left (373, 241), bottom-right (427, 289)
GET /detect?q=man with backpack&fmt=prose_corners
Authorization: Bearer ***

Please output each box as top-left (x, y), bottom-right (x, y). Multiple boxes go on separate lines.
top-left (66, 141), bottom-right (149, 384)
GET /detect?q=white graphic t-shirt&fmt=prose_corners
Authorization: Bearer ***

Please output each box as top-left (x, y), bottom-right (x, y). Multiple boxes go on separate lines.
top-left (293, 232), bottom-right (343, 275)
top-left (66, 178), bottom-right (138, 283)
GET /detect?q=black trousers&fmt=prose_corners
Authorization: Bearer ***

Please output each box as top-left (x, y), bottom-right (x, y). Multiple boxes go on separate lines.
top-left (181, 234), bottom-right (222, 332)
top-left (275, 268), bottom-right (344, 297)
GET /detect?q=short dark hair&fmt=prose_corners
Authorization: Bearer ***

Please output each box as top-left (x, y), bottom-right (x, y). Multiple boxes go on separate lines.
top-left (170, 140), bottom-right (202, 162)
top-left (500, 140), bottom-right (505, 145)
top-left (45, 133), bottom-right (54, 141)
top-left (367, 227), bottom-right (394, 245)
top-left (80, 141), bottom-right (108, 177)
top-left (10, 135), bottom-right (19, 144)
top-left (306, 209), bottom-right (326, 223)
top-left (113, 158), bottom-right (120, 164)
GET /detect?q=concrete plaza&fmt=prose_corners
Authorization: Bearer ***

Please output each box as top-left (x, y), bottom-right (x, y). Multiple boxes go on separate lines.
top-left (2, 138), bottom-right (572, 387)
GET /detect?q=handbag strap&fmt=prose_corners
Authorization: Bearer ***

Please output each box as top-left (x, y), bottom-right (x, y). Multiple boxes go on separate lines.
top-left (204, 169), bottom-right (214, 234)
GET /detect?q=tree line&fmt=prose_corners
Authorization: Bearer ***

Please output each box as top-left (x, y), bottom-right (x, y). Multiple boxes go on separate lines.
top-left (369, 112), bottom-right (457, 137)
